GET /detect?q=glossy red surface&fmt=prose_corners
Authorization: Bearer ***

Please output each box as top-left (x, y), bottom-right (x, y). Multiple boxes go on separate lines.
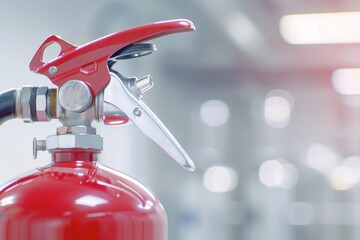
top-left (29, 19), bottom-right (195, 95)
top-left (0, 150), bottom-right (167, 240)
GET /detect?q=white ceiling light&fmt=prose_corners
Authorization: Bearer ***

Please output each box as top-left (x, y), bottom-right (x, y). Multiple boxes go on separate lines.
top-left (280, 12), bottom-right (360, 44)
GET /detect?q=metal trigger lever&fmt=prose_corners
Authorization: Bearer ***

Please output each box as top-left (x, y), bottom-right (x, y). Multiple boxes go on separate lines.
top-left (102, 72), bottom-right (195, 172)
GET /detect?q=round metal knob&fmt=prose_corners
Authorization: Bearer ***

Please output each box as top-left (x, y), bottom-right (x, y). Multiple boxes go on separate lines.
top-left (59, 80), bottom-right (93, 112)
top-left (33, 138), bottom-right (46, 159)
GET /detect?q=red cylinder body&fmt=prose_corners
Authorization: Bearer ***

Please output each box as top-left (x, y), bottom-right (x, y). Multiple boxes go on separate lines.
top-left (0, 149), bottom-right (167, 240)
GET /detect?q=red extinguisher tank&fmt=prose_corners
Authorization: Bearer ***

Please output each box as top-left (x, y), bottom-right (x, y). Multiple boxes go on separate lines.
top-left (0, 150), bottom-right (167, 240)
top-left (0, 19), bottom-right (195, 240)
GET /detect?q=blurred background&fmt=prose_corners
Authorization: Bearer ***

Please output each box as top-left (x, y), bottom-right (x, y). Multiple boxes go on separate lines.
top-left (1, 0), bottom-right (360, 239)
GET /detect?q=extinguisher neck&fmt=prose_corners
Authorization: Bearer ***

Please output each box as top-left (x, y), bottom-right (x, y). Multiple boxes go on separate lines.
top-left (51, 149), bottom-right (100, 163)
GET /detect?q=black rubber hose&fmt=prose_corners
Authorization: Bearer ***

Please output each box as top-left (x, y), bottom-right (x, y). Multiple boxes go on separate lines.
top-left (0, 89), bottom-right (16, 125)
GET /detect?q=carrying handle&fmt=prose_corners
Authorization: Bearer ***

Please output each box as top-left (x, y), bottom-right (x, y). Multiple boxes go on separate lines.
top-left (30, 19), bottom-right (195, 96)
top-left (30, 35), bottom-right (76, 71)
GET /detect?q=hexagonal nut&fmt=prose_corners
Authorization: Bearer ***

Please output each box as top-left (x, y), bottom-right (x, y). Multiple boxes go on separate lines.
top-left (46, 134), bottom-right (103, 150)
top-left (19, 87), bottom-right (33, 122)
top-left (36, 87), bottom-right (49, 121)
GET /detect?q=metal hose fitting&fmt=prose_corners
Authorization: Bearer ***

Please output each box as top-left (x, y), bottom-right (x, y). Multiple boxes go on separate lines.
top-left (15, 86), bottom-right (57, 123)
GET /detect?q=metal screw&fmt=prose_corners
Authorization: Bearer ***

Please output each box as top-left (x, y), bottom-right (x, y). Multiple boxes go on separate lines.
top-left (48, 66), bottom-right (58, 75)
top-left (133, 108), bottom-right (142, 117)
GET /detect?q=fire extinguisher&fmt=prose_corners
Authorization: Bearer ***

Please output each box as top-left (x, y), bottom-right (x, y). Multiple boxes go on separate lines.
top-left (0, 19), bottom-right (195, 240)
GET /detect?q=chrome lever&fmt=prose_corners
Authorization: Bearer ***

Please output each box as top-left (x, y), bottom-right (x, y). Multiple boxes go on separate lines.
top-left (103, 72), bottom-right (195, 171)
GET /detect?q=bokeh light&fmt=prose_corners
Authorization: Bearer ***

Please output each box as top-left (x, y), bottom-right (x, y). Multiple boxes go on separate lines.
top-left (328, 156), bottom-right (360, 190)
top-left (203, 166), bottom-right (238, 193)
top-left (264, 90), bottom-right (294, 128)
top-left (200, 100), bottom-right (230, 127)
top-left (329, 166), bottom-right (359, 191)
top-left (259, 160), bottom-right (298, 189)
top-left (306, 143), bottom-right (339, 175)
top-left (332, 68), bottom-right (360, 95)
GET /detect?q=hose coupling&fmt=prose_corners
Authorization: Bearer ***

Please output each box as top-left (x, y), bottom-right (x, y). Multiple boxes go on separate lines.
top-left (15, 86), bottom-right (57, 122)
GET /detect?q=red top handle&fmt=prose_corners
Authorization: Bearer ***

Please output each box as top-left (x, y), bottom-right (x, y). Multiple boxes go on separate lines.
top-left (29, 35), bottom-right (76, 71)
top-left (29, 19), bottom-right (195, 95)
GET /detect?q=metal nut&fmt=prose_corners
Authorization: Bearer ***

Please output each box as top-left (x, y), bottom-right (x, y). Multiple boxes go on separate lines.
top-left (36, 87), bottom-right (49, 121)
top-left (19, 87), bottom-right (32, 122)
top-left (46, 134), bottom-right (103, 150)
